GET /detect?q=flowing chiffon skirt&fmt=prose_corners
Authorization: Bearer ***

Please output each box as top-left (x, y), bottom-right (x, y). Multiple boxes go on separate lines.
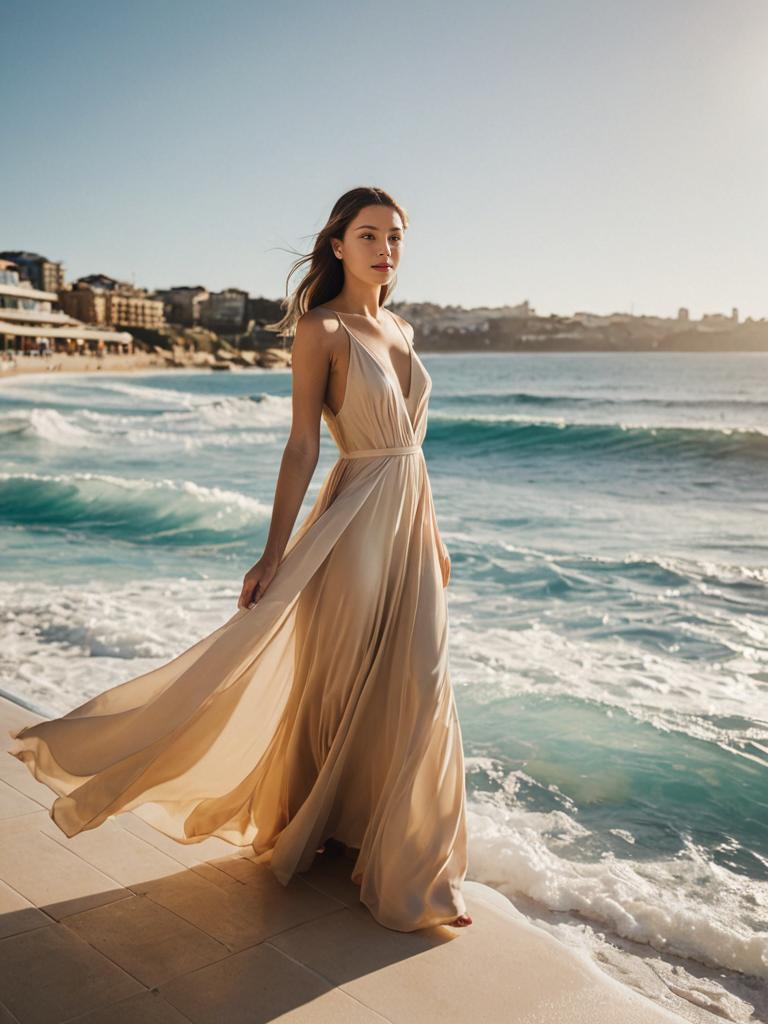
top-left (8, 307), bottom-right (469, 931)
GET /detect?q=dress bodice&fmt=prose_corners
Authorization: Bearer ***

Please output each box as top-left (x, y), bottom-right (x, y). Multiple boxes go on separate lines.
top-left (319, 308), bottom-right (432, 459)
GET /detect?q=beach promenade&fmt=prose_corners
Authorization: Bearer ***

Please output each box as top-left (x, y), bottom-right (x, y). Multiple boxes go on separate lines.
top-left (0, 693), bottom-right (691, 1024)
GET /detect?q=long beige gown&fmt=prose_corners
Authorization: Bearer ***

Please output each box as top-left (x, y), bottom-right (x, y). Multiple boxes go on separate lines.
top-left (7, 307), bottom-right (470, 932)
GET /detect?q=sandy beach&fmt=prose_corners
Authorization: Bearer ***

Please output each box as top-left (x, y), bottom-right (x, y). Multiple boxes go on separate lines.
top-left (0, 351), bottom-right (212, 378)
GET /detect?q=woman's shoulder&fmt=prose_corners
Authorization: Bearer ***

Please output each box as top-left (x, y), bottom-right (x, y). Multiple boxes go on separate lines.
top-left (293, 306), bottom-right (344, 359)
top-left (293, 305), bottom-right (336, 334)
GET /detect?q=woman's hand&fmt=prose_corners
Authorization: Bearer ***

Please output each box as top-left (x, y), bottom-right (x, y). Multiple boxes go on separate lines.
top-left (238, 555), bottom-right (280, 610)
top-left (439, 542), bottom-right (451, 588)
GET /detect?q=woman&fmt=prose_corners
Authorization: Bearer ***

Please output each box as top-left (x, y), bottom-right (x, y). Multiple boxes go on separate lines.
top-left (8, 186), bottom-right (472, 931)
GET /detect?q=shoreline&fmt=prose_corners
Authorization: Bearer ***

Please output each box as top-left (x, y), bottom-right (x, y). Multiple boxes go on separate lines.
top-left (0, 352), bottom-right (185, 378)
top-left (3, 347), bottom-right (766, 384)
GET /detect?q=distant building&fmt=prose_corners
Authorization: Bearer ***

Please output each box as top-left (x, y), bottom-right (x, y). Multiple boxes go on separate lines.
top-left (200, 288), bottom-right (248, 332)
top-left (397, 300), bottom-right (533, 337)
top-left (0, 250), bottom-right (65, 292)
top-left (606, 313), bottom-right (634, 325)
top-left (245, 296), bottom-right (283, 326)
top-left (154, 286), bottom-right (209, 326)
top-left (107, 290), bottom-right (165, 328)
top-left (58, 284), bottom-right (108, 325)
top-left (572, 311), bottom-right (610, 328)
top-left (571, 310), bottom-right (638, 327)
top-left (678, 307), bottom-right (689, 321)
top-left (476, 301), bottom-right (532, 320)
top-left (59, 274), bottom-right (165, 328)
top-left (0, 259), bottom-right (133, 355)
top-left (700, 311), bottom-right (737, 330)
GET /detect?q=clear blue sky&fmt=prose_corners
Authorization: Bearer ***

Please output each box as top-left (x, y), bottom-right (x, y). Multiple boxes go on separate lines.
top-left (2, 0), bottom-right (766, 320)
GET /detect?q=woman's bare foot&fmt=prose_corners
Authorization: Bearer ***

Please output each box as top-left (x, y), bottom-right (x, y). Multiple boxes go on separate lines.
top-left (451, 912), bottom-right (473, 926)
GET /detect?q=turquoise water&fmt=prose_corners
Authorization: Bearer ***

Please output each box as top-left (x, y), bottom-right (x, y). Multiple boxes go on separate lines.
top-left (1, 353), bottom-right (766, 1004)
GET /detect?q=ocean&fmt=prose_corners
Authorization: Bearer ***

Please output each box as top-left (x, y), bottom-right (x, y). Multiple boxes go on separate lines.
top-left (1, 352), bottom-right (766, 1019)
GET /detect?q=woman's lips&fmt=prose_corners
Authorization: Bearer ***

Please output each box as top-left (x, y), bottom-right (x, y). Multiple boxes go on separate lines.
top-left (372, 265), bottom-right (391, 271)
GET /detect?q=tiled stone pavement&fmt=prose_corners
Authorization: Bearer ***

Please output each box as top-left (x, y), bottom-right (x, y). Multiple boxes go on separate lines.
top-left (0, 695), bottom-right (685, 1024)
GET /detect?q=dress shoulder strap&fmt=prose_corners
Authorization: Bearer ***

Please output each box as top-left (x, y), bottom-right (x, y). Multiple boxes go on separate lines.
top-left (318, 305), bottom-right (351, 344)
top-left (385, 308), bottom-right (412, 349)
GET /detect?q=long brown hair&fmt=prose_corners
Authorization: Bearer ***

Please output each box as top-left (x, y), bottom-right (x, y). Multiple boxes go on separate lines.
top-left (266, 186), bottom-right (409, 338)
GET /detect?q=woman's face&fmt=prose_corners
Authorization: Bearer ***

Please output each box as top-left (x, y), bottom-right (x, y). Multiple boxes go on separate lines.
top-left (335, 205), bottom-right (405, 285)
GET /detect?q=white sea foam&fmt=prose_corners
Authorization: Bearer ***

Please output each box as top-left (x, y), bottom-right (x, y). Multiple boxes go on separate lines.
top-left (466, 796), bottom-right (768, 1016)
top-left (0, 407), bottom-right (97, 446)
top-left (0, 394), bottom-right (292, 449)
top-left (450, 613), bottom-right (766, 748)
top-left (0, 578), bottom-right (237, 716)
top-left (429, 409), bottom-right (768, 435)
top-left (191, 393), bottom-right (292, 428)
top-left (90, 379), bottom-right (207, 408)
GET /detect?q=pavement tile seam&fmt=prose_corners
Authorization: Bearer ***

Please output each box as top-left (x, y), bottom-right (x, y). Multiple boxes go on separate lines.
top-left (14, 824), bottom-right (133, 902)
top-left (32, 822), bottom-right (165, 898)
top-left (59, 892), bottom-right (231, 987)
top-left (59, 991), bottom-right (197, 1024)
top-left (0, 774), bottom-right (50, 809)
top-left (0, 1000), bottom-right (22, 1024)
top-left (263, 939), bottom-right (397, 1024)
top-left (0, 920), bottom-right (147, 1022)
top-left (0, 872), bottom-right (62, 928)
top-left (137, 878), bottom-right (348, 953)
top-left (56, 916), bottom-right (155, 995)
top-left (253, 904), bottom-right (352, 949)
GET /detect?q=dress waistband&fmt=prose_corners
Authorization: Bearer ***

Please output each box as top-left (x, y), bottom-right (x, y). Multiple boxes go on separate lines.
top-left (339, 443), bottom-right (422, 460)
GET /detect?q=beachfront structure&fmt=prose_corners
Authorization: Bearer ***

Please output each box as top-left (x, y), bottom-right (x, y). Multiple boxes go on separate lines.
top-left (154, 285), bottom-right (210, 326)
top-left (0, 260), bottom-right (133, 355)
top-left (59, 274), bottom-right (165, 329)
top-left (0, 250), bottom-right (65, 293)
top-left (200, 288), bottom-right (248, 332)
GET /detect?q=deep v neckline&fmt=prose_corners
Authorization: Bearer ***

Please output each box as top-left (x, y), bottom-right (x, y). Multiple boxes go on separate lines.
top-left (323, 306), bottom-right (415, 406)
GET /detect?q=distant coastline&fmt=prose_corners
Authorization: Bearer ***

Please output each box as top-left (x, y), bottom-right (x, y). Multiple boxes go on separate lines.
top-left (3, 300), bottom-right (768, 385)
top-left (4, 337), bottom-right (767, 382)
top-left (3, 253), bottom-right (766, 373)
top-left (405, 316), bottom-right (768, 355)
top-left (416, 333), bottom-right (768, 354)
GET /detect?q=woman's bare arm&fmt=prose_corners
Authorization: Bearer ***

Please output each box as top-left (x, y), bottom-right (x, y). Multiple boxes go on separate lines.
top-left (237, 313), bottom-right (331, 609)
